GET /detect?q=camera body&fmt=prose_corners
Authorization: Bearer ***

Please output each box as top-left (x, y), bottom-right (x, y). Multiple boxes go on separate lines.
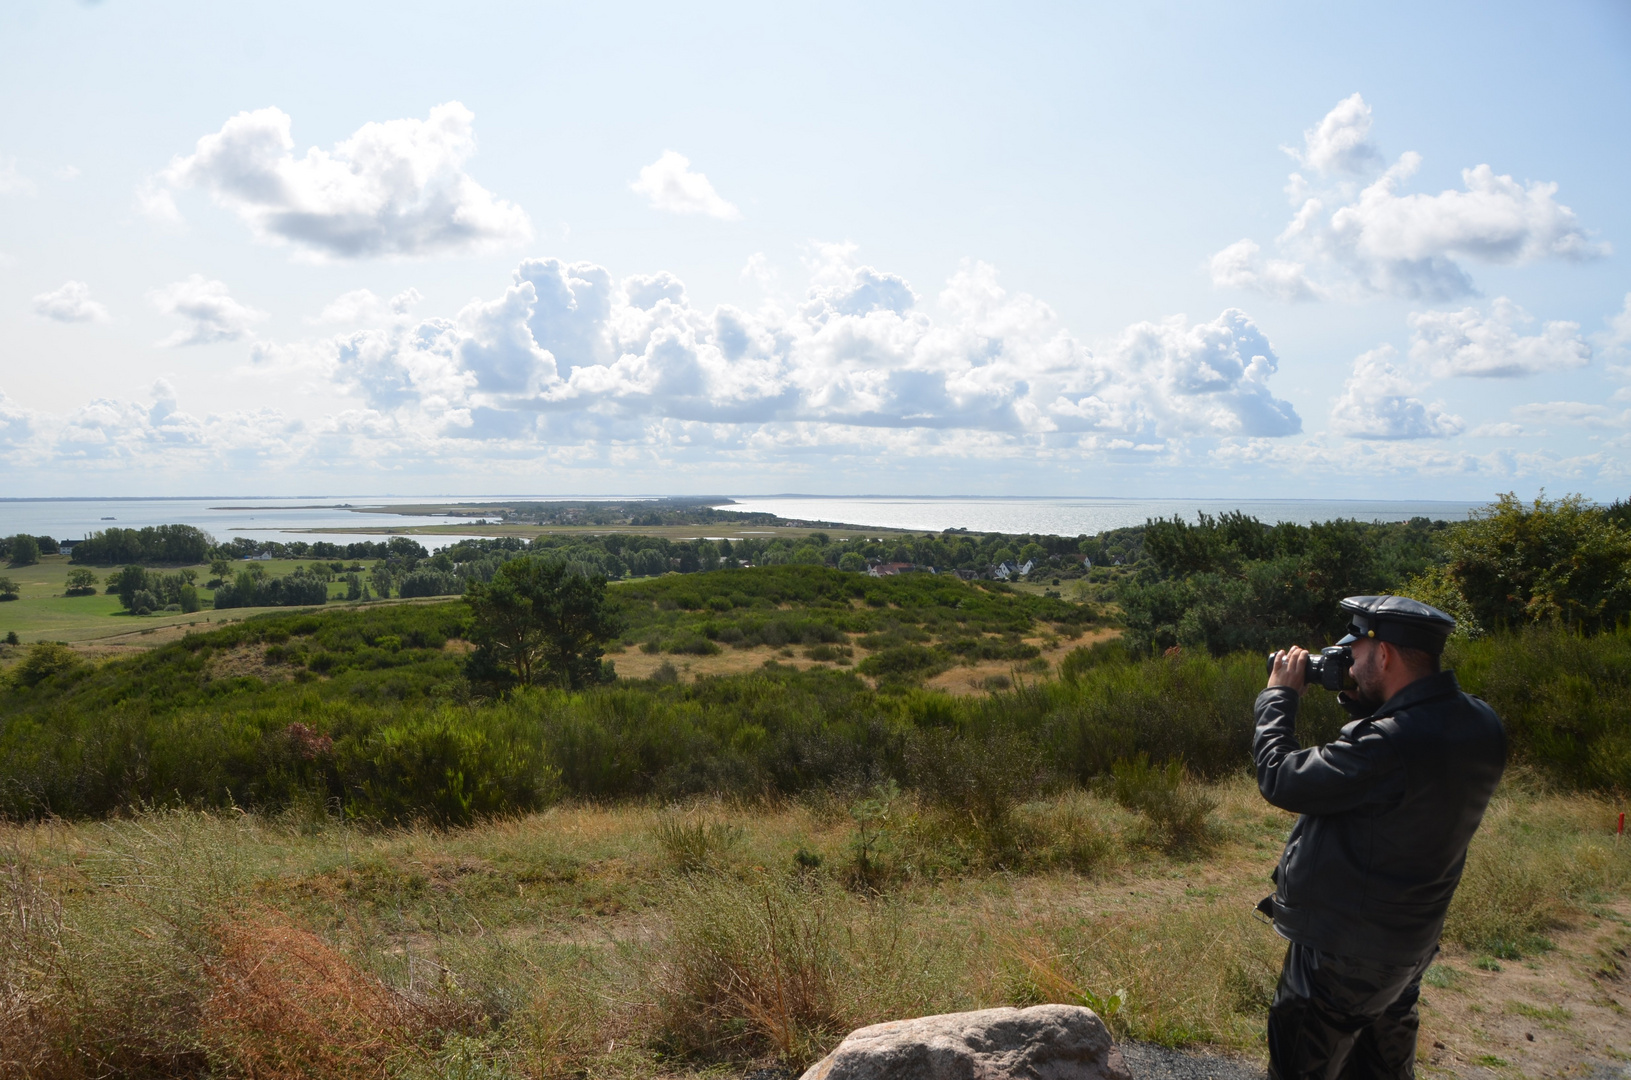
top-left (1266, 645), bottom-right (1354, 692)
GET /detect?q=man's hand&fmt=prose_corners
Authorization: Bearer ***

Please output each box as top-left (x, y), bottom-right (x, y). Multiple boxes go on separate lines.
top-left (1268, 647), bottom-right (1309, 695)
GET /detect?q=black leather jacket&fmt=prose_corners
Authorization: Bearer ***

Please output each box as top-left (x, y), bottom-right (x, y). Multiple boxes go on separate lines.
top-left (1254, 670), bottom-right (1506, 964)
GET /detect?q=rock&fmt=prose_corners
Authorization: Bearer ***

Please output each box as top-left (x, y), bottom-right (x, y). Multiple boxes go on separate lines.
top-left (797, 1004), bottom-right (1131, 1080)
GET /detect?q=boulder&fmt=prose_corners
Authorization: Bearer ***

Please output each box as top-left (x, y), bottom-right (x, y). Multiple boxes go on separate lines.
top-left (797, 1004), bottom-right (1131, 1080)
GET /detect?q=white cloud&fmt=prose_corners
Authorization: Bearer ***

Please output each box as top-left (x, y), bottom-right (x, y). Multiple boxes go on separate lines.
top-left (1510, 401), bottom-right (1630, 428)
top-left (149, 276), bottom-right (267, 346)
top-left (31, 281), bottom-right (109, 324)
top-left (1598, 293), bottom-right (1631, 356)
top-left (1469, 422), bottom-right (1524, 438)
top-left (1409, 298), bottom-right (1591, 377)
top-left (0, 158), bottom-right (34, 196)
top-left (1208, 239), bottom-right (1323, 303)
top-left (151, 102), bottom-right (532, 259)
top-left (630, 151), bottom-right (741, 220)
top-left (54, 165), bottom-right (79, 181)
top-left (1328, 345), bottom-right (1463, 440)
top-left (1214, 96), bottom-right (1607, 302)
top-left (249, 249), bottom-right (1299, 456)
top-left (313, 287), bottom-right (422, 326)
top-left (1286, 92), bottom-right (1382, 177)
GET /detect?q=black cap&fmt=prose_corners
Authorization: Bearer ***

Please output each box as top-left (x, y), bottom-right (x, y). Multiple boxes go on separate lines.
top-left (1335, 595), bottom-right (1456, 654)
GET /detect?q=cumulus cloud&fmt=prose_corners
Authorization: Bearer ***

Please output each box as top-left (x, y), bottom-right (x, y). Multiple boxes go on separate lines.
top-left (1213, 95), bottom-right (1607, 302)
top-left (0, 379), bottom-right (304, 475)
top-left (245, 249), bottom-right (1300, 458)
top-left (1208, 240), bottom-right (1323, 303)
top-left (1408, 298), bottom-right (1591, 377)
top-left (150, 102), bottom-right (531, 259)
top-left (313, 287), bottom-right (422, 326)
top-left (1328, 345), bottom-right (1463, 440)
top-left (31, 280), bottom-right (109, 323)
top-left (1286, 92), bottom-right (1382, 176)
top-left (630, 151), bottom-right (741, 220)
top-left (149, 276), bottom-right (267, 346)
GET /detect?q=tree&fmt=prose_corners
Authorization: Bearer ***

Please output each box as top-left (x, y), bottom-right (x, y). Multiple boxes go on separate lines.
top-left (65, 568), bottom-right (99, 596)
top-left (7, 534), bottom-right (39, 567)
top-left (0, 577), bottom-right (18, 601)
top-left (1440, 493), bottom-right (1631, 633)
top-left (465, 556), bottom-right (620, 689)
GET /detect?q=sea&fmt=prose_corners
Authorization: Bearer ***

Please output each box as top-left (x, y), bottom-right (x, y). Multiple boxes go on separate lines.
top-left (718, 496), bottom-right (1487, 536)
top-left (0, 495), bottom-right (1488, 546)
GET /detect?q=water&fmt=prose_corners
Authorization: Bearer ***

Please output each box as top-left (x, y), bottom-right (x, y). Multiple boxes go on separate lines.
top-left (0, 494), bottom-right (1488, 546)
top-left (0, 496), bottom-right (502, 548)
top-left (715, 496), bottom-right (1486, 536)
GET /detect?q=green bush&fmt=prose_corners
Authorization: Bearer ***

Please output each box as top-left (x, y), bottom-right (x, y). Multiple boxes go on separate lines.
top-left (9, 643), bottom-right (82, 689)
top-left (336, 708), bottom-right (560, 826)
top-left (1110, 754), bottom-right (1216, 851)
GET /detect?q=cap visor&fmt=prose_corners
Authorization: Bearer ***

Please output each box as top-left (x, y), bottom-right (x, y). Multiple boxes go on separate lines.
top-left (1335, 633), bottom-right (1360, 646)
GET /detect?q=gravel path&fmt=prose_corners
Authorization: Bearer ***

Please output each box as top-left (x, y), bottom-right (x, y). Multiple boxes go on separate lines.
top-left (1118, 1041), bottom-right (1265, 1080)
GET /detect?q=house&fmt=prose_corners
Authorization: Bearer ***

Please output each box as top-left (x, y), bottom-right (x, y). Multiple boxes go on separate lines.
top-left (868, 561), bottom-right (915, 577)
top-left (58, 538), bottom-right (82, 554)
top-left (989, 559), bottom-right (1036, 582)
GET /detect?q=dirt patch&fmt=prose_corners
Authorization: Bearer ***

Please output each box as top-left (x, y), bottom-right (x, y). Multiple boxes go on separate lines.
top-left (610, 645), bottom-right (849, 681)
top-left (1415, 902), bottom-right (1631, 1077)
top-left (208, 644), bottom-right (299, 684)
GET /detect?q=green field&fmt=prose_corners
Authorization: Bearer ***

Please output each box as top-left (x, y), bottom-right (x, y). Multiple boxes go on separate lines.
top-left (0, 554), bottom-right (402, 645)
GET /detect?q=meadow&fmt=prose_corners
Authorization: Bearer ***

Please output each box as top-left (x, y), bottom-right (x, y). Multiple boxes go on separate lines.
top-left (3, 560), bottom-right (1630, 1076)
top-left (1, 777), bottom-right (1625, 1079)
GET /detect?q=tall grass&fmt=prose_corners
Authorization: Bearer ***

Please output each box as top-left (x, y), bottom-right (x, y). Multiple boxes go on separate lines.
top-left (0, 780), bottom-right (1624, 1076)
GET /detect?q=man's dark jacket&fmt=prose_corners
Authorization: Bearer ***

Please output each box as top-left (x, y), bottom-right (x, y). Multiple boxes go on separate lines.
top-left (1254, 671), bottom-right (1506, 964)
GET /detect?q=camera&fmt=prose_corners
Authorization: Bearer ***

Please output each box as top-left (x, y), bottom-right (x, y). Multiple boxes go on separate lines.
top-left (1266, 645), bottom-right (1354, 692)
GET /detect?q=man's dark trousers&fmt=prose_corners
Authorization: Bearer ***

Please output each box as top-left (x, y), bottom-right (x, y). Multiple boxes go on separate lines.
top-left (1267, 942), bottom-right (1436, 1079)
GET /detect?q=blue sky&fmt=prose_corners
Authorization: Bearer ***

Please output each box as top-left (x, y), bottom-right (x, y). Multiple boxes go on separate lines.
top-left (2, 0), bottom-right (1628, 498)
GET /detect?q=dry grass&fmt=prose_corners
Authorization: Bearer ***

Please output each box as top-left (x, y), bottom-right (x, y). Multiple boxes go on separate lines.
top-left (0, 778), bottom-right (1625, 1079)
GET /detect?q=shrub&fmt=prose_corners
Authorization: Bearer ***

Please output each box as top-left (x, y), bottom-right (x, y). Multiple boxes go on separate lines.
top-left (9, 642), bottom-right (82, 689)
top-left (65, 567), bottom-right (99, 596)
top-left (651, 814), bottom-right (745, 872)
top-left (336, 708), bottom-right (560, 826)
top-left (0, 576), bottom-right (17, 601)
top-left (1110, 753), bottom-right (1216, 851)
top-left (857, 644), bottom-right (946, 683)
top-left (1440, 493), bottom-right (1631, 634)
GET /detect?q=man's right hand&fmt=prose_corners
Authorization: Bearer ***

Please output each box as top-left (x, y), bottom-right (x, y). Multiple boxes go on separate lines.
top-left (1268, 647), bottom-right (1309, 695)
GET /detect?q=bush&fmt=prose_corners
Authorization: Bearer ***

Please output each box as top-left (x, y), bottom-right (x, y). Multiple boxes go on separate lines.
top-left (0, 576), bottom-right (18, 601)
top-left (857, 644), bottom-right (946, 683)
top-left (651, 814), bottom-right (744, 872)
top-left (10, 642), bottom-right (82, 689)
top-left (65, 567), bottom-right (99, 596)
top-left (1110, 753), bottom-right (1217, 851)
top-left (1440, 493), bottom-right (1631, 633)
top-left (335, 708), bottom-right (560, 826)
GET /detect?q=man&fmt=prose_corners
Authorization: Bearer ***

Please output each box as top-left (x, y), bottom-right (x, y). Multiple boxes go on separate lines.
top-left (1256, 595), bottom-right (1506, 1079)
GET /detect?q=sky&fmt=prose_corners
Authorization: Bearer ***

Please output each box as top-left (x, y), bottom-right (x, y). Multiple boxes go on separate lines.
top-left (1, 0), bottom-right (1628, 500)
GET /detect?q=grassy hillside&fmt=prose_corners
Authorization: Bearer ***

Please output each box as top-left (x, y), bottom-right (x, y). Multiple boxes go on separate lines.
top-left (3, 564), bottom-right (1629, 824)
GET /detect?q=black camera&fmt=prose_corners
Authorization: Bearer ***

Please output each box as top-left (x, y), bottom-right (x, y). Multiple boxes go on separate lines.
top-left (1266, 645), bottom-right (1354, 692)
